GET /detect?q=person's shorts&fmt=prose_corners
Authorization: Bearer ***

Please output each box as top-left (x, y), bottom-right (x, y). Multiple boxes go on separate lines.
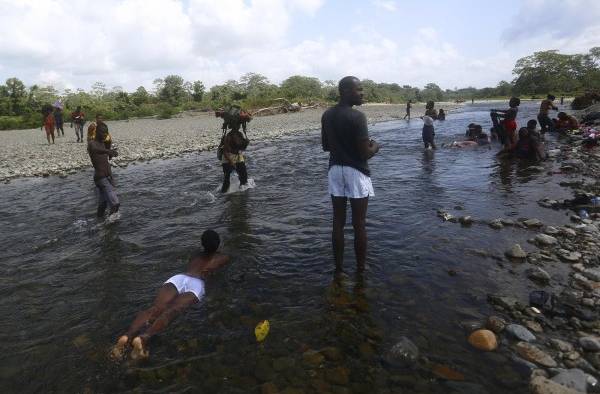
top-left (164, 274), bottom-right (205, 301)
top-left (328, 165), bottom-right (374, 199)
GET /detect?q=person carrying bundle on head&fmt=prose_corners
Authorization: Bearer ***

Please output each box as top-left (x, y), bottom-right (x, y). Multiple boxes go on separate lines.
top-left (215, 105), bottom-right (252, 193)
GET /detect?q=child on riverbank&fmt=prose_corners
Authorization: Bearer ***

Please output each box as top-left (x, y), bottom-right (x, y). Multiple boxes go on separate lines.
top-left (422, 116), bottom-right (436, 149)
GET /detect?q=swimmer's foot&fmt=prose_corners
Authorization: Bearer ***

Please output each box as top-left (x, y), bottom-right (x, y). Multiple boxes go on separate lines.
top-left (130, 336), bottom-right (149, 360)
top-left (111, 335), bottom-right (129, 360)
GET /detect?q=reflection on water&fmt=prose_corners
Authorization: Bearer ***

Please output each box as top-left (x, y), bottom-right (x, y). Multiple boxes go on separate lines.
top-left (0, 102), bottom-right (577, 393)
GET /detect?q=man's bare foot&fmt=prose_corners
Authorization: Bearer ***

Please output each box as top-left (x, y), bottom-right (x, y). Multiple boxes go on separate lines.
top-left (130, 336), bottom-right (149, 360)
top-left (111, 335), bottom-right (129, 360)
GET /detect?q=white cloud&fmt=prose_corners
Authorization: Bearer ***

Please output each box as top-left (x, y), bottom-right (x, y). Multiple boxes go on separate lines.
top-left (372, 0), bottom-right (397, 12)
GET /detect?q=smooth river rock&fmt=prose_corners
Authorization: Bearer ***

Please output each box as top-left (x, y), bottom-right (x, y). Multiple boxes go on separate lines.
top-left (530, 376), bottom-right (581, 394)
top-left (516, 342), bottom-right (557, 367)
top-left (467, 329), bottom-right (498, 351)
top-left (506, 244), bottom-right (528, 259)
top-left (506, 324), bottom-right (537, 342)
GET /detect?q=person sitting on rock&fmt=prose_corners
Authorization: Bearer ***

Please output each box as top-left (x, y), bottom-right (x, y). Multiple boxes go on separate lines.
top-left (111, 230), bottom-right (230, 360)
top-left (555, 112), bottom-right (579, 133)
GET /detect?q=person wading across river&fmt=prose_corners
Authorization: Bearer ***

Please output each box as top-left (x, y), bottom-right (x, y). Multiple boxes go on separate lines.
top-left (87, 122), bottom-right (119, 217)
top-left (111, 229), bottom-right (230, 360)
top-left (322, 76), bottom-right (380, 271)
top-left (403, 99), bottom-right (412, 120)
top-left (216, 106), bottom-right (251, 193)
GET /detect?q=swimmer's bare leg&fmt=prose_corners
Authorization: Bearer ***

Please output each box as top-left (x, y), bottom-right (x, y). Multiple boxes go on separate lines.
top-left (131, 293), bottom-right (198, 360)
top-left (111, 284), bottom-right (177, 359)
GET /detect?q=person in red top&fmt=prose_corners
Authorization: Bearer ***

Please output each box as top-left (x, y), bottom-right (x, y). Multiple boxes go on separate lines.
top-left (491, 97), bottom-right (520, 151)
top-left (41, 108), bottom-right (55, 145)
top-left (555, 112), bottom-right (579, 132)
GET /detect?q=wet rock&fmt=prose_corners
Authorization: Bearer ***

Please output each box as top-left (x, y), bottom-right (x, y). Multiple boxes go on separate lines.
top-left (273, 357), bottom-right (295, 372)
top-left (582, 269), bottom-right (600, 282)
top-left (545, 226), bottom-right (561, 235)
top-left (511, 354), bottom-right (539, 377)
top-left (467, 329), bottom-right (497, 351)
top-left (302, 350), bottom-right (325, 367)
top-left (558, 250), bottom-right (582, 262)
top-left (525, 219), bottom-right (544, 228)
top-left (516, 342), bottom-right (558, 367)
top-left (525, 321), bottom-right (544, 334)
top-left (489, 219), bottom-right (504, 229)
top-left (506, 324), bottom-right (537, 342)
top-left (501, 218), bottom-right (516, 226)
top-left (437, 210), bottom-right (454, 222)
top-left (459, 216), bottom-right (473, 226)
top-left (579, 337), bottom-right (600, 352)
top-left (535, 234), bottom-right (559, 246)
top-left (325, 366), bottom-right (350, 385)
top-left (383, 337), bottom-right (419, 367)
top-left (506, 244), bottom-right (528, 259)
top-left (551, 369), bottom-right (588, 393)
top-left (564, 351), bottom-right (581, 361)
top-left (320, 346), bottom-right (342, 361)
top-left (550, 339), bottom-right (575, 353)
top-left (431, 364), bottom-right (465, 381)
top-left (561, 228), bottom-right (578, 237)
top-left (530, 376), bottom-right (580, 394)
top-left (261, 382), bottom-right (279, 394)
top-left (527, 267), bottom-right (552, 284)
top-left (488, 295), bottom-right (521, 310)
top-left (486, 316), bottom-right (507, 334)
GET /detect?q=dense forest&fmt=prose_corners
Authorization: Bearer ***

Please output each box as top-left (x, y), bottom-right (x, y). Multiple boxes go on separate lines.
top-left (1, 48), bottom-right (599, 130)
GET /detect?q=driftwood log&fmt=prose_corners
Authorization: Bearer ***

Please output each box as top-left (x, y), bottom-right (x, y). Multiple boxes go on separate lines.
top-left (251, 98), bottom-right (321, 117)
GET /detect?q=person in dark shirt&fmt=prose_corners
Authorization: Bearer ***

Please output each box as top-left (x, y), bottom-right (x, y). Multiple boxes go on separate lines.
top-left (53, 107), bottom-right (64, 137)
top-left (491, 97), bottom-right (520, 150)
top-left (321, 76), bottom-right (380, 271)
top-left (422, 116), bottom-right (436, 149)
top-left (71, 106), bottom-right (86, 142)
top-left (87, 122), bottom-right (119, 217)
top-left (403, 100), bottom-right (412, 120)
top-left (437, 108), bottom-right (446, 121)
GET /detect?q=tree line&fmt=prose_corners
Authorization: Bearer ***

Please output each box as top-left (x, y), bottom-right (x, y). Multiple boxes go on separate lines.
top-left (1, 47), bottom-right (599, 130)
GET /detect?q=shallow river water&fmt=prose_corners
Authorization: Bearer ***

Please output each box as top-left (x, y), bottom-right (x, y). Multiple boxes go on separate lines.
top-left (0, 103), bottom-right (578, 393)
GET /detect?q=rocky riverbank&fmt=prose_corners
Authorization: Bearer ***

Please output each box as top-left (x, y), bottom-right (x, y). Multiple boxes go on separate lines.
top-left (0, 103), bottom-right (459, 183)
top-left (419, 116), bottom-right (600, 393)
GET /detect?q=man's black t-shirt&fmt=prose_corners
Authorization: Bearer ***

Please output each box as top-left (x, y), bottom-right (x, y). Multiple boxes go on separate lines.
top-left (321, 104), bottom-right (370, 176)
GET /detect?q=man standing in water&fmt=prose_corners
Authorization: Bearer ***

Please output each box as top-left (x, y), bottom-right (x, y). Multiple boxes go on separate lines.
top-left (403, 100), bottom-right (412, 120)
top-left (322, 76), bottom-right (379, 270)
top-left (538, 94), bottom-right (558, 133)
top-left (112, 230), bottom-right (230, 360)
top-left (88, 122), bottom-right (119, 217)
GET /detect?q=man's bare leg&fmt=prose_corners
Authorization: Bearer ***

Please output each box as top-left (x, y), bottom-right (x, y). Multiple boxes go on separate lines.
top-left (331, 196), bottom-right (347, 270)
top-left (131, 293), bottom-right (198, 360)
top-left (111, 284), bottom-right (178, 359)
top-left (350, 197), bottom-right (369, 271)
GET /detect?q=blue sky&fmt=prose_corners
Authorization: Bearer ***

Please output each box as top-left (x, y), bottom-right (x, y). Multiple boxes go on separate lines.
top-left (0, 0), bottom-right (598, 91)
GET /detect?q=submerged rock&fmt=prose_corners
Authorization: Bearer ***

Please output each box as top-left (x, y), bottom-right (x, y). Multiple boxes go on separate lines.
top-left (524, 219), bottom-right (544, 228)
top-left (526, 267), bottom-right (551, 284)
top-left (468, 329), bottom-right (497, 351)
top-left (579, 337), bottom-right (600, 352)
top-left (550, 368), bottom-right (589, 393)
top-left (489, 219), bottom-right (504, 229)
top-left (535, 234), bottom-right (558, 246)
top-left (506, 244), bottom-right (528, 259)
top-left (530, 376), bottom-right (580, 394)
top-left (516, 342), bottom-right (557, 367)
top-left (384, 337), bottom-right (419, 368)
top-left (506, 324), bottom-right (536, 342)
top-left (486, 316), bottom-right (507, 334)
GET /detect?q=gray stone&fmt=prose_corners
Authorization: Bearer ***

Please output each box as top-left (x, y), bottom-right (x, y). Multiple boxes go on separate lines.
top-left (545, 226), bottom-right (561, 235)
top-left (582, 269), bottom-right (600, 282)
top-left (579, 337), bottom-right (600, 352)
top-left (526, 267), bottom-right (551, 284)
top-left (561, 228), bottom-right (577, 237)
top-left (535, 234), bottom-right (559, 246)
top-left (506, 244), bottom-right (528, 259)
top-left (525, 219), bottom-right (544, 228)
top-left (489, 219), bottom-right (504, 229)
top-left (506, 324), bottom-right (537, 342)
top-left (384, 337), bottom-right (419, 367)
top-left (551, 369), bottom-right (588, 393)
top-left (501, 218), bottom-right (516, 226)
top-left (549, 339), bottom-right (575, 353)
top-left (459, 216), bottom-right (473, 225)
top-left (516, 342), bottom-right (557, 367)
top-left (488, 295), bottom-right (521, 310)
top-left (530, 376), bottom-right (580, 394)
top-left (559, 250), bottom-right (582, 262)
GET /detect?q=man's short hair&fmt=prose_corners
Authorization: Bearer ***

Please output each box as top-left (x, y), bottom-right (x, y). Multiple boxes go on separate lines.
top-left (527, 119), bottom-right (538, 128)
top-left (509, 97), bottom-right (521, 107)
top-left (548, 94), bottom-right (556, 100)
top-left (558, 112), bottom-right (567, 119)
top-left (201, 230), bottom-right (220, 253)
top-left (338, 76), bottom-right (359, 94)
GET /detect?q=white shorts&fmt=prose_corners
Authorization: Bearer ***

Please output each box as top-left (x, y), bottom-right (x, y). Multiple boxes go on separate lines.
top-left (164, 274), bottom-right (205, 301)
top-left (328, 165), bottom-right (374, 199)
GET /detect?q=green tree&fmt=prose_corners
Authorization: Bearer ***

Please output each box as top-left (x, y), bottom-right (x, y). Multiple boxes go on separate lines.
top-left (191, 80), bottom-right (205, 102)
top-left (131, 86), bottom-right (149, 106)
top-left (5, 77), bottom-right (27, 115)
top-left (158, 75), bottom-right (186, 106)
top-left (280, 75), bottom-right (322, 100)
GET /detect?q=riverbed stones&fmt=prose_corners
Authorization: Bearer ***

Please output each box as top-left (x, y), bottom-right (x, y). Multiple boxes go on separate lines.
top-left (302, 350), bottom-right (325, 367)
top-left (530, 376), bottom-right (581, 394)
top-left (486, 316), bottom-right (507, 334)
top-left (516, 342), bottom-right (557, 367)
top-left (489, 219), bottom-right (504, 229)
top-left (527, 267), bottom-right (552, 284)
top-left (384, 337), bottom-right (419, 367)
top-left (558, 250), bottom-right (582, 262)
top-left (506, 324), bottom-right (537, 342)
top-left (582, 269), bottom-right (600, 282)
top-left (579, 337), bottom-right (600, 352)
top-left (488, 295), bottom-right (521, 310)
top-left (459, 216), bottom-right (473, 226)
top-left (320, 346), bottom-right (342, 361)
top-left (535, 234), bottom-right (559, 246)
top-left (467, 329), bottom-right (497, 351)
top-left (525, 219), bottom-right (544, 228)
top-left (550, 339), bottom-right (575, 353)
top-left (506, 244), bottom-right (528, 259)
top-left (325, 366), bottom-right (350, 385)
top-left (525, 320), bottom-right (544, 334)
top-left (551, 368), bottom-right (589, 393)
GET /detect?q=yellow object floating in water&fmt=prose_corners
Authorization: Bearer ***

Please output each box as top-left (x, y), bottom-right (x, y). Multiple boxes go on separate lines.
top-left (255, 320), bottom-right (270, 342)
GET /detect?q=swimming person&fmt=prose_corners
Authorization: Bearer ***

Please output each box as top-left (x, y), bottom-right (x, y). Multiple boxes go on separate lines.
top-left (322, 76), bottom-right (379, 271)
top-left (87, 122), bottom-right (119, 217)
top-left (422, 116), bottom-right (436, 149)
top-left (111, 230), bottom-right (230, 360)
top-left (538, 94), bottom-right (558, 133)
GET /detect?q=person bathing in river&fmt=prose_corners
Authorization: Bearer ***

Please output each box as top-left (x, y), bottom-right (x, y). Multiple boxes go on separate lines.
top-left (490, 97), bottom-right (520, 151)
top-left (112, 230), bottom-right (230, 360)
top-left (437, 108), bottom-right (446, 121)
top-left (555, 112), bottom-right (579, 133)
top-left (322, 76), bottom-right (379, 271)
top-left (425, 100), bottom-right (438, 119)
top-left (515, 127), bottom-right (545, 161)
top-left (422, 116), bottom-right (436, 149)
top-left (538, 94), bottom-right (558, 133)
top-left (88, 122), bottom-right (119, 218)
